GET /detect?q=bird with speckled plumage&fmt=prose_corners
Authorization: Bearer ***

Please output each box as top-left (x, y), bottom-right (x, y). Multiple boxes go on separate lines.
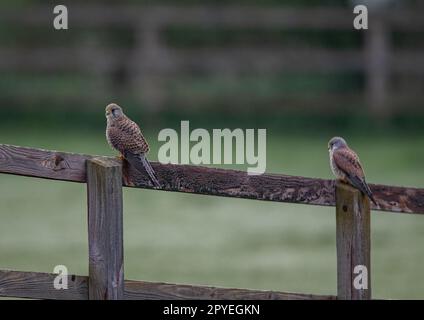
top-left (328, 137), bottom-right (377, 205)
top-left (105, 103), bottom-right (161, 188)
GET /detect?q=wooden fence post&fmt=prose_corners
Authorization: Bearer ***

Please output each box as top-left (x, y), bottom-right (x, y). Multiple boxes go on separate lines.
top-left (336, 181), bottom-right (371, 300)
top-left (87, 158), bottom-right (124, 300)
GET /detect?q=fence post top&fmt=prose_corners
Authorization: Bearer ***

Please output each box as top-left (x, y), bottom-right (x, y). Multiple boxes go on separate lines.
top-left (336, 181), bottom-right (361, 194)
top-left (88, 157), bottom-right (122, 168)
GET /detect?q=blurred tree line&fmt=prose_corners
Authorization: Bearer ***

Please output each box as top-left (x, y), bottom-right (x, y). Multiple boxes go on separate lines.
top-left (0, 0), bottom-right (423, 134)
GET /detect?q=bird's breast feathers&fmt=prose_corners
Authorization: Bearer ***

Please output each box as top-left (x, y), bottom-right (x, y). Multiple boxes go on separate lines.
top-left (106, 116), bottom-right (150, 155)
top-left (330, 149), bottom-right (346, 180)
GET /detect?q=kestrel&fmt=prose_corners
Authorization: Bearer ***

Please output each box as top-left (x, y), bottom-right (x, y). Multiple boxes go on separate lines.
top-left (328, 137), bottom-right (377, 205)
top-left (105, 103), bottom-right (161, 188)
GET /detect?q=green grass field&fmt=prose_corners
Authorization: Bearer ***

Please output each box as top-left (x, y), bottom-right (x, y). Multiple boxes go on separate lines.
top-left (0, 126), bottom-right (423, 299)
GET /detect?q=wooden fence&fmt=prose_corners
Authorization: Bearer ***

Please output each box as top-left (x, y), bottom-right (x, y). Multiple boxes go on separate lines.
top-left (1, 5), bottom-right (424, 114)
top-left (0, 143), bottom-right (423, 299)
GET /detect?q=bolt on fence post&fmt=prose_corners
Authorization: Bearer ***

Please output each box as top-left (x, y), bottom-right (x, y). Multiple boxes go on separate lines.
top-left (335, 181), bottom-right (371, 300)
top-left (87, 158), bottom-right (124, 300)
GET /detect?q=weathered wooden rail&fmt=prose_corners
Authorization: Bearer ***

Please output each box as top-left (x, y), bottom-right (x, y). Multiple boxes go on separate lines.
top-left (0, 144), bottom-right (423, 300)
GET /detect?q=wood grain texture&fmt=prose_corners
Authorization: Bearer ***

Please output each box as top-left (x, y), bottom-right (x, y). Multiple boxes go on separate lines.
top-left (0, 270), bottom-right (336, 300)
top-left (0, 144), bottom-right (423, 214)
top-left (87, 158), bottom-right (124, 300)
top-left (336, 182), bottom-right (371, 300)
top-left (123, 280), bottom-right (336, 300)
top-left (0, 144), bottom-right (91, 182)
top-left (0, 270), bottom-right (88, 300)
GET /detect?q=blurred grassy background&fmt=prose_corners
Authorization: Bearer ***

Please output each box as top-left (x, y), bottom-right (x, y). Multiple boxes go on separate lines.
top-left (0, 126), bottom-right (423, 299)
top-left (0, 0), bottom-right (424, 299)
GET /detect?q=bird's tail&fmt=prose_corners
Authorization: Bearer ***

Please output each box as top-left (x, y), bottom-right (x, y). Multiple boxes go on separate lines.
top-left (349, 175), bottom-right (377, 206)
top-left (125, 152), bottom-right (161, 189)
top-left (140, 155), bottom-right (161, 189)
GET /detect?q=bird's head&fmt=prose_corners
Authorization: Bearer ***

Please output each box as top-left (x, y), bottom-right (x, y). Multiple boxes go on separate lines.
top-left (105, 103), bottom-right (124, 120)
top-left (328, 136), bottom-right (347, 151)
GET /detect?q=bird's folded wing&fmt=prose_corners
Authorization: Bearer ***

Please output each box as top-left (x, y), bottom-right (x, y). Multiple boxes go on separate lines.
top-left (333, 148), bottom-right (365, 179)
top-left (333, 147), bottom-right (377, 204)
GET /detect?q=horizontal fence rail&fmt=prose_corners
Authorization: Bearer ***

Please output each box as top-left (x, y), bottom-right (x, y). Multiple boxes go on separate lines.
top-left (0, 144), bottom-right (423, 214)
top-left (0, 270), bottom-right (335, 300)
top-left (1, 144), bottom-right (423, 300)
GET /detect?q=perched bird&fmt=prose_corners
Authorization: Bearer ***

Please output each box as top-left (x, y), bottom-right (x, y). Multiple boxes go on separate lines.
top-left (328, 137), bottom-right (377, 205)
top-left (105, 103), bottom-right (161, 188)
